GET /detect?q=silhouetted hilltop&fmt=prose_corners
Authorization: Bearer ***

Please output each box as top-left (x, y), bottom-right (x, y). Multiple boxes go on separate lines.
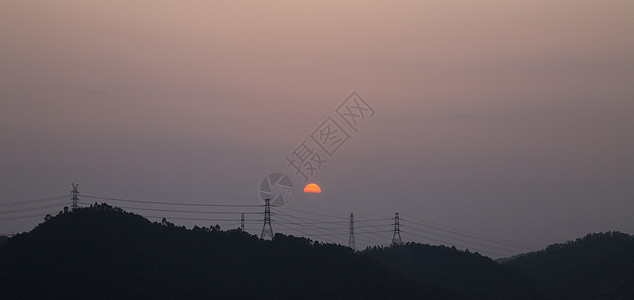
top-left (0, 204), bottom-right (451, 299)
top-left (0, 235), bottom-right (7, 245)
top-left (364, 243), bottom-right (539, 299)
top-left (504, 231), bottom-right (634, 299)
top-left (494, 253), bottom-right (527, 264)
top-left (3, 205), bottom-right (633, 299)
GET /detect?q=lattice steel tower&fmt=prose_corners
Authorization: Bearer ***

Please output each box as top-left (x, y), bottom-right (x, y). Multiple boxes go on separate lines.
top-left (260, 199), bottom-right (274, 240)
top-left (348, 212), bottom-right (356, 250)
top-left (71, 183), bottom-right (79, 211)
top-left (391, 212), bottom-right (402, 246)
top-left (241, 213), bottom-right (245, 232)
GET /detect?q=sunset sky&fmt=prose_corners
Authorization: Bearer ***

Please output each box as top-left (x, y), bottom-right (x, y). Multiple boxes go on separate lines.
top-left (1, 1), bottom-right (633, 257)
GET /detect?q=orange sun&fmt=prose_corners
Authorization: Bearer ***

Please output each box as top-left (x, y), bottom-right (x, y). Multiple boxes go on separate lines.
top-left (304, 183), bottom-right (322, 194)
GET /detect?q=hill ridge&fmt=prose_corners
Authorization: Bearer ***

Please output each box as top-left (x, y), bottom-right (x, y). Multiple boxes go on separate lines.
top-left (0, 204), bottom-right (451, 299)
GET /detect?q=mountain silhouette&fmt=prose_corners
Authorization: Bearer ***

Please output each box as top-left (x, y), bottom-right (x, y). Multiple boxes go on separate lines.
top-left (2, 204), bottom-right (633, 299)
top-left (503, 231), bottom-right (634, 298)
top-left (365, 243), bottom-right (539, 299)
top-left (0, 204), bottom-right (452, 299)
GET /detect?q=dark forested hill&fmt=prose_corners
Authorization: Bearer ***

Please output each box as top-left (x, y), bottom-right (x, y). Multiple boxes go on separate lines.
top-left (0, 204), bottom-right (451, 299)
top-left (2, 205), bottom-right (634, 299)
top-left (504, 231), bottom-right (634, 299)
top-left (0, 235), bottom-right (7, 245)
top-left (364, 243), bottom-right (540, 299)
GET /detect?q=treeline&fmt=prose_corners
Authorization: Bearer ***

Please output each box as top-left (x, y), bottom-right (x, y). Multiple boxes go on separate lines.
top-left (366, 232), bottom-right (634, 299)
top-left (0, 204), bottom-right (450, 299)
top-left (504, 231), bottom-right (634, 298)
top-left (1, 204), bottom-right (633, 299)
top-left (365, 243), bottom-right (538, 299)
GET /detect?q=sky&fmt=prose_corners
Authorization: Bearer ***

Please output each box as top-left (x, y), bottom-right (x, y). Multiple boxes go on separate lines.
top-left (1, 1), bottom-right (633, 258)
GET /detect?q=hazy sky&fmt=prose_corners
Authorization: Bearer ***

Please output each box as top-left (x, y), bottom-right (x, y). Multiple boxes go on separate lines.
top-left (1, 1), bottom-right (633, 257)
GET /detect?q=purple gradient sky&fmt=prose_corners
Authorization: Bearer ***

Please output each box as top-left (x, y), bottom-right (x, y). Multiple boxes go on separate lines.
top-left (1, 1), bottom-right (633, 257)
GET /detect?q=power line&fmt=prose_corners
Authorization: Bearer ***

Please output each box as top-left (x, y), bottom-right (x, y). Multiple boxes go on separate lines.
top-left (122, 206), bottom-right (260, 215)
top-left (273, 213), bottom-right (346, 232)
top-left (82, 184), bottom-right (258, 201)
top-left (276, 206), bottom-right (348, 220)
top-left (271, 208), bottom-right (340, 223)
top-left (274, 212), bottom-right (392, 233)
top-left (273, 222), bottom-right (339, 244)
top-left (270, 219), bottom-right (347, 225)
top-left (0, 195), bottom-right (67, 208)
top-left (274, 206), bottom-right (521, 253)
top-left (0, 212), bottom-right (52, 222)
top-left (272, 207), bottom-right (390, 224)
top-left (352, 223), bottom-right (393, 229)
top-left (400, 223), bottom-right (521, 254)
top-left (78, 202), bottom-right (260, 215)
top-left (355, 236), bottom-right (385, 248)
top-left (401, 213), bottom-right (537, 250)
top-left (278, 229), bottom-right (392, 237)
top-left (355, 218), bottom-right (394, 223)
top-left (401, 216), bottom-right (537, 251)
top-left (0, 201), bottom-right (67, 215)
top-left (272, 214), bottom-right (347, 245)
top-left (401, 229), bottom-right (508, 258)
top-left (273, 210), bottom-right (347, 227)
top-left (402, 220), bottom-right (536, 252)
top-left (82, 195), bottom-right (262, 207)
top-left (271, 208), bottom-right (397, 248)
top-left (144, 215), bottom-right (260, 223)
top-left (271, 213), bottom-right (394, 247)
top-left (0, 187), bottom-right (536, 258)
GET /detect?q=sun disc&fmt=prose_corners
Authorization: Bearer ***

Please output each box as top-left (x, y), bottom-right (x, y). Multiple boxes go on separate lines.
top-left (303, 183), bottom-right (321, 194)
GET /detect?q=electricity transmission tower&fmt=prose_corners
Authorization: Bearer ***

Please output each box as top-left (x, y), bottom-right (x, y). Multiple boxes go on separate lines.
top-left (348, 212), bottom-right (356, 250)
top-left (241, 213), bottom-right (245, 232)
top-left (260, 199), bottom-right (273, 240)
top-left (391, 212), bottom-right (402, 246)
top-left (71, 183), bottom-right (79, 211)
